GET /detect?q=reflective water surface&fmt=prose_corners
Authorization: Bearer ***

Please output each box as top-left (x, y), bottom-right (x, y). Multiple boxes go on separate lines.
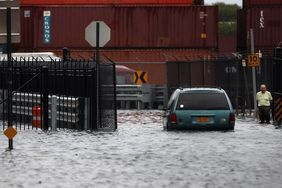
top-left (1, 110), bottom-right (282, 188)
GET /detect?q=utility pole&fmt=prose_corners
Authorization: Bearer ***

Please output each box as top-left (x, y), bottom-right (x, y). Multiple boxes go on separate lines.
top-left (250, 28), bottom-right (257, 116)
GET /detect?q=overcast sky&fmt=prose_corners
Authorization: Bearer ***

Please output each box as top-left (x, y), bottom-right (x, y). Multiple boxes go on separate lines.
top-left (205, 0), bottom-right (242, 6)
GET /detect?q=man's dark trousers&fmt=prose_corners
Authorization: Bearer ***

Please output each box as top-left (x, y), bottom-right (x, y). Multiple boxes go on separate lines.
top-left (258, 106), bottom-right (271, 123)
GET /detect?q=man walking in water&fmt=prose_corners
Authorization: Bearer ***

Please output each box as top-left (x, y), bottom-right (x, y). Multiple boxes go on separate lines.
top-left (256, 84), bottom-right (273, 124)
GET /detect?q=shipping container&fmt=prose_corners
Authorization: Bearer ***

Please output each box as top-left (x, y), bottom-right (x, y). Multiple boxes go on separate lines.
top-left (218, 35), bottom-right (236, 53)
top-left (237, 6), bottom-right (282, 54)
top-left (20, 0), bottom-right (194, 6)
top-left (50, 49), bottom-right (216, 84)
top-left (243, 0), bottom-right (282, 8)
top-left (237, 9), bottom-right (247, 52)
top-left (18, 6), bottom-right (218, 51)
top-left (51, 49), bottom-right (217, 62)
top-left (166, 61), bottom-right (216, 88)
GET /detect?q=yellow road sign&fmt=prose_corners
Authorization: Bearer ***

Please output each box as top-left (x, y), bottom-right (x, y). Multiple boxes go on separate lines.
top-left (248, 54), bottom-right (260, 67)
top-left (4, 127), bottom-right (17, 139)
top-left (134, 71), bottom-right (148, 85)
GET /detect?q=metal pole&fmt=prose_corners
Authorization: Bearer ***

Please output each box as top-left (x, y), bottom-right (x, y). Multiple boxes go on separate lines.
top-left (7, 7), bottom-right (13, 150)
top-left (242, 59), bottom-right (252, 114)
top-left (51, 95), bottom-right (57, 130)
top-left (250, 28), bottom-right (257, 116)
top-left (95, 22), bottom-right (100, 130)
top-left (42, 66), bottom-right (49, 130)
top-left (113, 64), bottom-right (117, 130)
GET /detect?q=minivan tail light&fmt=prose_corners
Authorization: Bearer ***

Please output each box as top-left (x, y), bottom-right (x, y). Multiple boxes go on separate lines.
top-left (229, 113), bottom-right (235, 124)
top-left (170, 113), bottom-right (177, 124)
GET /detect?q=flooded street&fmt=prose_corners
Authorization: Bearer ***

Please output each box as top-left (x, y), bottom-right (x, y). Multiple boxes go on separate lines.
top-left (1, 110), bottom-right (282, 188)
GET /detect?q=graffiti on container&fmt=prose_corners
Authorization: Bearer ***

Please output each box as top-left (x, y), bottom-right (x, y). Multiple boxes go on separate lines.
top-left (260, 10), bottom-right (264, 29)
top-left (43, 10), bottom-right (51, 43)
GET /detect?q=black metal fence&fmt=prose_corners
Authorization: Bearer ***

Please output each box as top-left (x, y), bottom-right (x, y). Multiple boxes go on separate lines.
top-left (166, 55), bottom-right (274, 112)
top-left (0, 56), bottom-right (117, 131)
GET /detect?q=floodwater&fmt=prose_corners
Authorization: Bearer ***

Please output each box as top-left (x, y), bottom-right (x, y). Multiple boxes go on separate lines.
top-left (0, 110), bottom-right (282, 188)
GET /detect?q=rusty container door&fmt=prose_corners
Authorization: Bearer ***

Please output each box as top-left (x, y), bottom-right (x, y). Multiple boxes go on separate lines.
top-left (246, 6), bottom-right (282, 54)
top-left (20, 0), bottom-right (193, 5)
top-left (243, 0), bottom-right (282, 8)
top-left (19, 6), bottom-right (218, 50)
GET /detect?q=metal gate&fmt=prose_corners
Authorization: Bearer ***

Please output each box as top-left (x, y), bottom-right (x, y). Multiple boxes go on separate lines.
top-left (0, 56), bottom-right (117, 131)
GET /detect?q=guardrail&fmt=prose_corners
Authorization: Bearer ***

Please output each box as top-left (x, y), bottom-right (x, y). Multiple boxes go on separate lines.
top-left (116, 84), bottom-right (152, 109)
top-left (115, 84), bottom-right (167, 109)
top-left (10, 92), bottom-right (84, 128)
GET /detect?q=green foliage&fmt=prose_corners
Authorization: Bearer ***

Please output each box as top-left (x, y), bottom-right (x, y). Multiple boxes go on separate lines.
top-left (219, 22), bottom-right (237, 36)
top-left (213, 2), bottom-right (241, 36)
top-left (214, 2), bottom-right (241, 22)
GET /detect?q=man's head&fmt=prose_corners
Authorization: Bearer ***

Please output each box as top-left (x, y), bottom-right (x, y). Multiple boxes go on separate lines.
top-left (260, 84), bottom-right (267, 93)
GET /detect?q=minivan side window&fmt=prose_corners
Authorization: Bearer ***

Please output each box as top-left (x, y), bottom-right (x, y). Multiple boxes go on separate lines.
top-left (167, 90), bottom-right (179, 109)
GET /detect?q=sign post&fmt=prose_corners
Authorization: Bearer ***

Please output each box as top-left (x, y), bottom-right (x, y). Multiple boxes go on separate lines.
top-left (250, 28), bottom-right (257, 116)
top-left (1, 0), bottom-right (20, 150)
top-left (85, 21), bottom-right (111, 129)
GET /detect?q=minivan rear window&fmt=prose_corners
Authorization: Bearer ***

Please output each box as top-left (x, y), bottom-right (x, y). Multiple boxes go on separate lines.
top-left (176, 92), bottom-right (229, 110)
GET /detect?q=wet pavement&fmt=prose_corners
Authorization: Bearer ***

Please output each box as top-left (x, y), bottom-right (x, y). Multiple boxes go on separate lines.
top-left (0, 110), bottom-right (282, 188)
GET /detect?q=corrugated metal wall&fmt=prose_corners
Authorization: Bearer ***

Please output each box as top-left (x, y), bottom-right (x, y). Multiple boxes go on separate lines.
top-left (243, 0), bottom-right (282, 8)
top-left (247, 7), bottom-right (282, 52)
top-left (18, 6), bottom-right (218, 51)
top-left (237, 9), bottom-right (247, 52)
top-left (166, 61), bottom-right (216, 87)
top-left (237, 5), bottom-right (282, 54)
top-left (20, 0), bottom-right (193, 6)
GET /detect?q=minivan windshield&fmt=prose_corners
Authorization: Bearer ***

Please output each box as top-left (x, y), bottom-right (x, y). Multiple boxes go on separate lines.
top-left (176, 92), bottom-right (230, 110)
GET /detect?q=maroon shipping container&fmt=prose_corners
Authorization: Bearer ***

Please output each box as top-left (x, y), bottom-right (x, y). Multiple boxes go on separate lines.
top-left (243, 0), bottom-right (282, 8)
top-left (237, 9), bottom-right (247, 52)
top-left (20, 0), bottom-right (194, 6)
top-left (246, 7), bottom-right (282, 53)
top-left (18, 5), bottom-right (218, 51)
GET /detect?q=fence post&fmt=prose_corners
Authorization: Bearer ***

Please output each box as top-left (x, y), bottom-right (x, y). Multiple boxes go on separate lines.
top-left (113, 64), bottom-right (117, 130)
top-left (84, 98), bottom-right (90, 130)
top-left (91, 67), bottom-right (98, 130)
top-left (42, 66), bottom-right (49, 130)
top-left (51, 95), bottom-right (57, 130)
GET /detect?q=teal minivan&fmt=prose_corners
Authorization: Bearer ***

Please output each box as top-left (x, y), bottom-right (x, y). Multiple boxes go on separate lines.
top-left (163, 87), bottom-right (235, 130)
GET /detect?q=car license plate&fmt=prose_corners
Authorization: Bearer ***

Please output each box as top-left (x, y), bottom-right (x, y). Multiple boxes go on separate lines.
top-left (196, 117), bottom-right (209, 122)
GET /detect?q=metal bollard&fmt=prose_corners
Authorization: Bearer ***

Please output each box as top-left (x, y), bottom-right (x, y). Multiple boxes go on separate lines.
top-left (51, 95), bottom-right (57, 130)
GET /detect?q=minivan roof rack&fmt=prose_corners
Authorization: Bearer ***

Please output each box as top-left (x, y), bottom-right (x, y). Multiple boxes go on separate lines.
top-left (178, 85), bottom-right (222, 90)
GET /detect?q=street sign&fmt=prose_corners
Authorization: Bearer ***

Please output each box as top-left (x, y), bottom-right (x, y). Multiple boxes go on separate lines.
top-left (43, 11), bottom-right (51, 43)
top-left (134, 71), bottom-right (148, 85)
top-left (4, 127), bottom-right (17, 139)
top-left (0, 0), bottom-right (20, 43)
top-left (85, 21), bottom-right (111, 47)
top-left (248, 54), bottom-right (260, 67)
